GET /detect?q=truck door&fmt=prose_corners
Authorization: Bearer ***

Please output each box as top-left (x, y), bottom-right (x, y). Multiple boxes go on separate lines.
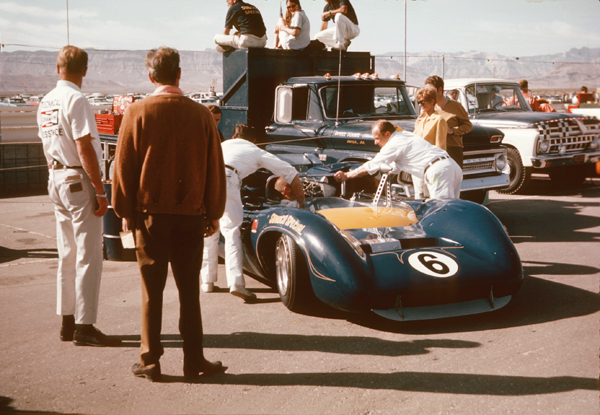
top-left (266, 85), bottom-right (330, 148)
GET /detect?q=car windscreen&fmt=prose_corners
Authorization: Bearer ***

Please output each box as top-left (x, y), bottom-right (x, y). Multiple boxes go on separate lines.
top-left (464, 84), bottom-right (530, 113)
top-left (320, 85), bottom-right (416, 119)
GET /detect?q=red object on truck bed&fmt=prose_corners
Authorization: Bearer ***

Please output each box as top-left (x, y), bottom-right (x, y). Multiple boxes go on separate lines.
top-left (95, 114), bottom-right (123, 135)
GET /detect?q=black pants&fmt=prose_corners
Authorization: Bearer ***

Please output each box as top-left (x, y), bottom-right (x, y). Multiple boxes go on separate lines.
top-left (135, 213), bottom-right (206, 373)
top-left (446, 146), bottom-right (464, 169)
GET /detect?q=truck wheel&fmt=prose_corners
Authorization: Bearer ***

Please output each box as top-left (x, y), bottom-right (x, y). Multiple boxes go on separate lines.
top-left (548, 165), bottom-right (587, 186)
top-left (497, 148), bottom-right (531, 194)
top-left (275, 234), bottom-right (313, 312)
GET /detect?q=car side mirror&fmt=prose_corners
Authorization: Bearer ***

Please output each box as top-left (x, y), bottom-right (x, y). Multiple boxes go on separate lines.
top-left (275, 86), bottom-right (293, 124)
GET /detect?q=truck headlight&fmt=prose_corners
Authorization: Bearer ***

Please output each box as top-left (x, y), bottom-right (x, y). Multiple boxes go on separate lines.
top-left (590, 136), bottom-right (599, 150)
top-left (559, 145), bottom-right (566, 155)
top-left (539, 139), bottom-right (550, 153)
top-left (494, 154), bottom-right (507, 172)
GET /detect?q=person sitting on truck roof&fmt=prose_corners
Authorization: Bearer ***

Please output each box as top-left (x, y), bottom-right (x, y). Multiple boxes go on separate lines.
top-left (314, 0), bottom-right (359, 51)
top-left (214, 0), bottom-right (267, 53)
top-left (413, 88), bottom-right (448, 199)
top-left (424, 75), bottom-right (472, 169)
top-left (334, 120), bottom-right (462, 200)
top-left (274, 0), bottom-right (311, 50)
top-left (201, 124), bottom-right (305, 302)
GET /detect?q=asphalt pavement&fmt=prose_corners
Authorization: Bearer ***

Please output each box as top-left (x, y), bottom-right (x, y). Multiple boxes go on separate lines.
top-left (1, 174), bottom-right (599, 415)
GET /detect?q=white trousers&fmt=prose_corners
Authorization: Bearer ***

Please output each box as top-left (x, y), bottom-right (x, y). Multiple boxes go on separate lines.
top-left (314, 14), bottom-right (360, 48)
top-left (214, 33), bottom-right (267, 50)
top-left (201, 171), bottom-right (246, 288)
top-left (47, 168), bottom-right (103, 324)
top-left (424, 158), bottom-right (463, 200)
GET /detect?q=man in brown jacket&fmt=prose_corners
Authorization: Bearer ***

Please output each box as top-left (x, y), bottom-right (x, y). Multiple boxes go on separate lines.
top-left (111, 46), bottom-right (227, 382)
top-left (425, 75), bottom-right (473, 168)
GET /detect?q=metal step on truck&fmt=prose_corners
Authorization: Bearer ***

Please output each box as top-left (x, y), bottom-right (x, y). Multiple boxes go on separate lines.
top-left (217, 48), bottom-right (508, 203)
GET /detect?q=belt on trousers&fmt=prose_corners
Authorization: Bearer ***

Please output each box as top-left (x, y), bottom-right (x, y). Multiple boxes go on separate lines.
top-left (423, 155), bottom-right (449, 176)
top-left (49, 159), bottom-right (83, 170)
top-left (225, 164), bottom-right (240, 177)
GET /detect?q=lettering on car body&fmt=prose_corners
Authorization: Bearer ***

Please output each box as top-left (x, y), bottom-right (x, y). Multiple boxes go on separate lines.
top-left (268, 213), bottom-right (306, 235)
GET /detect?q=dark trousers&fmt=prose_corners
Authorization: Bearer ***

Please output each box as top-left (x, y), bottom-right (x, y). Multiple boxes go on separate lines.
top-left (447, 146), bottom-right (464, 169)
top-left (135, 213), bottom-right (206, 373)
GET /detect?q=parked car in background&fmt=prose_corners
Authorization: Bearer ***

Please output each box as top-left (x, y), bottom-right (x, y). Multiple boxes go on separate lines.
top-left (0, 97), bottom-right (33, 107)
top-left (444, 78), bottom-right (600, 194)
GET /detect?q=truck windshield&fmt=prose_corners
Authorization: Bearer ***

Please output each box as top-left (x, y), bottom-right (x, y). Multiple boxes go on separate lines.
top-left (320, 85), bottom-right (415, 119)
top-left (464, 84), bottom-right (530, 113)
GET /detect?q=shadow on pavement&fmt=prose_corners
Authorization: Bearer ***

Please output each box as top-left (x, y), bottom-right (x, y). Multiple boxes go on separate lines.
top-left (154, 371), bottom-right (599, 395)
top-left (0, 246), bottom-right (58, 264)
top-left (0, 395), bottom-right (61, 414)
top-left (349, 273), bottom-right (600, 334)
top-left (488, 198), bottom-right (600, 244)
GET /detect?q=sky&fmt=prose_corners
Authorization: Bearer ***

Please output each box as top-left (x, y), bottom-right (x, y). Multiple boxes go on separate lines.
top-left (0, 0), bottom-right (598, 58)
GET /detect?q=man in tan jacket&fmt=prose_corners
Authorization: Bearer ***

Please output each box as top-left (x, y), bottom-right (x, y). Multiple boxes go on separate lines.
top-left (112, 46), bottom-right (226, 382)
top-left (425, 75), bottom-right (473, 168)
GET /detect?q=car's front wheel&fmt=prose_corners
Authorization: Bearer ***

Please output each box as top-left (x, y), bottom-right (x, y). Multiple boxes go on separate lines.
top-left (497, 147), bottom-right (531, 194)
top-left (275, 234), bottom-right (312, 312)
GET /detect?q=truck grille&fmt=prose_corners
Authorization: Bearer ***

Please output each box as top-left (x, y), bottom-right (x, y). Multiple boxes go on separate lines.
top-left (536, 119), bottom-right (599, 154)
top-left (464, 159), bottom-right (494, 172)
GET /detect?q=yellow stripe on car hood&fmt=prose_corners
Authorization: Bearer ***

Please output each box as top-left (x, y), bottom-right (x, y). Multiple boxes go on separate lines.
top-left (316, 206), bottom-right (418, 230)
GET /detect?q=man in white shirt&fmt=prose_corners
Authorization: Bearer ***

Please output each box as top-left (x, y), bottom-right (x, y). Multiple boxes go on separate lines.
top-left (201, 125), bottom-right (305, 301)
top-left (37, 45), bottom-right (119, 347)
top-left (314, 0), bottom-right (360, 51)
top-left (334, 120), bottom-right (462, 200)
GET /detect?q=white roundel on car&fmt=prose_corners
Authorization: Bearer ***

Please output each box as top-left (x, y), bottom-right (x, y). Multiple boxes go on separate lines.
top-left (408, 251), bottom-right (459, 278)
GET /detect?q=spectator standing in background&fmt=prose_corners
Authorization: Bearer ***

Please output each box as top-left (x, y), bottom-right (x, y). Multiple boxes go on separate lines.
top-left (424, 75), bottom-right (473, 168)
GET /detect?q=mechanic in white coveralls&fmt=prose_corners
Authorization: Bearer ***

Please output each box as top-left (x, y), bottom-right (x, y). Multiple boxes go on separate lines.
top-left (201, 124), bottom-right (305, 302)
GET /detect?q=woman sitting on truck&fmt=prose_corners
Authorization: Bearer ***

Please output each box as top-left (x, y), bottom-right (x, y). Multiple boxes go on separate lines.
top-left (413, 87), bottom-right (448, 199)
top-left (274, 0), bottom-right (311, 50)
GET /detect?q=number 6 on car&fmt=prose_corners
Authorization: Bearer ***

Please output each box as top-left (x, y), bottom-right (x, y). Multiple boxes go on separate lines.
top-left (408, 251), bottom-right (459, 278)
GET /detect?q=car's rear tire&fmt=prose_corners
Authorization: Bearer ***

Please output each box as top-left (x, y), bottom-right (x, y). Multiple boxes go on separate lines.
top-left (497, 147), bottom-right (531, 194)
top-left (275, 234), bottom-right (312, 312)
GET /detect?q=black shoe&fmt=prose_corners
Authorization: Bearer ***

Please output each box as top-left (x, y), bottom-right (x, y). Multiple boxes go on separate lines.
top-left (183, 359), bottom-right (226, 380)
top-left (73, 325), bottom-right (122, 347)
top-left (132, 362), bottom-right (161, 382)
top-left (60, 315), bottom-right (75, 342)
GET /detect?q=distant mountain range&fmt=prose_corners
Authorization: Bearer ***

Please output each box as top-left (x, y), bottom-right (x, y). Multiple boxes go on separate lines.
top-left (1, 47), bottom-right (598, 96)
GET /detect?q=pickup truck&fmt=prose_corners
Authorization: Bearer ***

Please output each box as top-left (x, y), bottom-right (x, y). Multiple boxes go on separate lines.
top-left (218, 49), bottom-right (509, 203)
top-left (443, 78), bottom-right (600, 194)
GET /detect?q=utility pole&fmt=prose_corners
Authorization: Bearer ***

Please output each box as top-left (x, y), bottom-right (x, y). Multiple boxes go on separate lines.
top-left (66, 0), bottom-right (70, 45)
top-left (404, 0), bottom-right (407, 82)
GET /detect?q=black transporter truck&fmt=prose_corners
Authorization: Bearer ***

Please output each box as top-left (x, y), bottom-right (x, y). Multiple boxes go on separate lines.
top-left (217, 48), bottom-right (509, 203)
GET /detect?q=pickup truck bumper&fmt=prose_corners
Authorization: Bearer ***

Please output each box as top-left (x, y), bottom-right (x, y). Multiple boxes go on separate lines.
top-left (461, 173), bottom-right (510, 192)
top-left (530, 150), bottom-right (600, 168)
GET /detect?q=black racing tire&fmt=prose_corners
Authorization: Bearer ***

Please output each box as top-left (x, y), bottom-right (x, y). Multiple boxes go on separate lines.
top-left (497, 147), bottom-right (531, 195)
top-left (548, 165), bottom-right (587, 186)
top-left (275, 234), bottom-right (312, 312)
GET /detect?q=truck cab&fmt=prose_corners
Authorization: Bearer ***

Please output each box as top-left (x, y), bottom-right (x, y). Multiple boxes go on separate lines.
top-left (444, 78), bottom-right (600, 193)
top-left (218, 49), bottom-right (508, 202)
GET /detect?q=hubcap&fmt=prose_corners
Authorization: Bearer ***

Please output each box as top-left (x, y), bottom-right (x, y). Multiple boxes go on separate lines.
top-left (276, 237), bottom-right (290, 295)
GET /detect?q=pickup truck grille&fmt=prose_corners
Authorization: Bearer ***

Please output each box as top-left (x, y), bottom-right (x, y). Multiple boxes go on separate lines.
top-left (536, 119), bottom-right (599, 154)
top-left (463, 159), bottom-right (494, 172)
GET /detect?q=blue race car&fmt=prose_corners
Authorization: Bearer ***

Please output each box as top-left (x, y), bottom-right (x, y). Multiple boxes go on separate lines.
top-left (231, 163), bottom-right (523, 321)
